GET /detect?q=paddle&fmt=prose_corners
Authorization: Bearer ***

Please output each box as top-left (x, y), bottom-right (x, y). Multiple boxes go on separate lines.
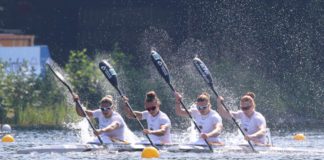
top-left (46, 63), bottom-right (103, 145)
top-left (192, 56), bottom-right (257, 152)
top-left (150, 50), bottom-right (214, 152)
top-left (98, 60), bottom-right (157, 149)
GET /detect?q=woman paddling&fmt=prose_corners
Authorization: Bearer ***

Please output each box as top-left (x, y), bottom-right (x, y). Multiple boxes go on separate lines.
top-left (123, 91), bottom-right (172, 144)
top-left (175, 91), bottom-right (223, 146)
top-left (73, 94), bottom-right (138, 144)
top-left (217, 92), bottom-right (268, 146)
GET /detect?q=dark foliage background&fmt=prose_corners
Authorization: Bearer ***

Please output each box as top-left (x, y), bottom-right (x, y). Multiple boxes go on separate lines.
top-left (0, 0), bottom-right (323, 130)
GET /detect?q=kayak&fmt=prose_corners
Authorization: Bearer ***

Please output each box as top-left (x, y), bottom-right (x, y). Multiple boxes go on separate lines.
top-left (17, 143), bottom-right (180, 154)
top-left (17, 144), bottom-right (106, 154)
top-left (17, 143), bottom-right (324, 154)
top-left (17, 143), bottom-right (167, 154)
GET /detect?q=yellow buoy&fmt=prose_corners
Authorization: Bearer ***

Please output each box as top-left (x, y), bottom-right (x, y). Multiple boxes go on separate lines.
top-left (293, 133), bottom-right (305, 141)
top-left (2, 134), bottom-right (15, 142)
top-left (141, 146), bottom-right (160, 158)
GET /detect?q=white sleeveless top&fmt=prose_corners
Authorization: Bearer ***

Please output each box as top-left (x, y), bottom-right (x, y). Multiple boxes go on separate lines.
top-left (232, 110), bottom-right (266, 144)
top-left (93, 110), bottom-right (132, 142)
top-left (142, 110), bottom-right (171, 144)
top-left (190, 108), bottom-right (222, 143)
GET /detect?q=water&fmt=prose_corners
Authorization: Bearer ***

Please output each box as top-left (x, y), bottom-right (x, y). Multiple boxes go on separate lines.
top-left (1, 128), bottom-right (324, 159)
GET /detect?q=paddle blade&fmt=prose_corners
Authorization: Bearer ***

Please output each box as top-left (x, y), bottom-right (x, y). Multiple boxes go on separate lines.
top-left (150, 50), bottom-right (171, 84)
top-left (99, 60), bottom-right (119, 89)
top-left (193, 57), bottom-right (213, 86)
top-left (46, 63), bottom-right (73, 94)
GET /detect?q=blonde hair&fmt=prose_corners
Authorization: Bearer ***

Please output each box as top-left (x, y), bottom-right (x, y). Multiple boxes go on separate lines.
top-left (100, 95), bottom-right (114, 109)
top-left (145, 91), bottom-right (161, 105)
top-left (196, 92), bottom-right (211, 105)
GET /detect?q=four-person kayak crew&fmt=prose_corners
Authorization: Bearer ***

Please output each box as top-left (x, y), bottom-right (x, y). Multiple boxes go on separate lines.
top-left (123, 91), bottom-right (172, 144)
top-left (174, 91), bottom-right (224, 146)
top-left (217, 92), bottom-right (269, 146)
top-left (73, 89), bottom-right (268, 147)
top-left (73, 94), bottom-right (139, 144)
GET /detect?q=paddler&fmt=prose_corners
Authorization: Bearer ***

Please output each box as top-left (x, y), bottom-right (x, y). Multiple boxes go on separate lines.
top-left (217, 92), bottom-right (269, 146)
top-left (123, 91), bottom-right (172, 144)
top-left (73, 94), bottom-right (139, 144)
top-left (174, 91), bottom-right (224, 146)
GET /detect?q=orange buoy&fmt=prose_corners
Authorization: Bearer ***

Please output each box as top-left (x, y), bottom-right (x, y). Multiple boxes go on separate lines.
top-left (293, 133), bottom-right (305, 141)
top-left (2, 134), bottom-right (15, 142)
top-left (141, 146), bottom-right (160, 158)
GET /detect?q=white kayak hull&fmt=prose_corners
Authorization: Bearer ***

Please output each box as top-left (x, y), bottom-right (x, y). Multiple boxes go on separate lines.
top-left (17, 143), bottom-right (146, 154)
top-left (17, 143), bottom-right (231, 154)
top-left (17, 144), bottom-right (105, 154)
top-left (17, 143), bottom-right (324, 154)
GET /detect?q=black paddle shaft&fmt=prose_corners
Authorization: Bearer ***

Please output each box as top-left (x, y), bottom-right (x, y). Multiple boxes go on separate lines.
top-left (150, 50), bottom-right (214, 152)
top-left (46, 63), bottom-right (103, 145)
top-left (98, 60), bottom-right (156, 148)
top-left (193, 57), bottom-right (257, 152)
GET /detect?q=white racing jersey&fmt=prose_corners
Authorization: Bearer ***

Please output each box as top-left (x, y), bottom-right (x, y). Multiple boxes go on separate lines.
top-left (190, 108), bottom-right (222, 144)
top-left (232, 110), bottom-right (267, 144)
top-left (142, 110), bottom-right (171, 144)
top-left (91, 110), bottom-right (138, 143)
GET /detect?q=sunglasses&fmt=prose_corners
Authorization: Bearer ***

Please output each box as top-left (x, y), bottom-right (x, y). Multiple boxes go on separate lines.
top-left (241, 106), bottom-right (251, 111)
top-left (100, 107), bottom-right (112, 112)
top-left (197, 105), bottom-right (208, 110)
top-left (146, 106), bottom-right (156, 112)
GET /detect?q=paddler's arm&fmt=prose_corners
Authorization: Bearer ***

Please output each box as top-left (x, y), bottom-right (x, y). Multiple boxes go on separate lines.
top-left (216, 96), bottom-right (232, 120)
top-left (122, 96), bottom-right (143, 119)
top-left (143, 124), bottom-right (169, 136)
top-left (73, 93), bottom-right (93, 117)
top-left (245, 123), bottom-right (267, 141)
top-left (94, 121), bottom-right (120, 136)
top-left (204, 123), bottom-right (223, 138)
top-left (175, 91), bottom-right (191, 117)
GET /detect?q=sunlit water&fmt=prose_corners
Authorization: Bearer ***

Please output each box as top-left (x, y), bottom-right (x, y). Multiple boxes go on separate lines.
top-left (1, 126), bottom-right (324, 160)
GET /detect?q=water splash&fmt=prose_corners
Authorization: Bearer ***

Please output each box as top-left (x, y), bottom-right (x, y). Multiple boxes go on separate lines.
top-left (77, 118), bottom-right (93, 144)
top-left (138, 26), bottom-right (174, 66)
top-left (46, 58), bottom-right (76, 106)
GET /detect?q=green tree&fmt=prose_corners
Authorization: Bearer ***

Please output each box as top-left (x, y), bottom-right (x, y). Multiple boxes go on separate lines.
top-left (65, 49), bottom-right (104, 108)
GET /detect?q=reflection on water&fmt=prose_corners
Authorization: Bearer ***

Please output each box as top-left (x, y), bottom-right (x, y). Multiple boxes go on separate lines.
top-left (1, 128), bottom-right (324, 159)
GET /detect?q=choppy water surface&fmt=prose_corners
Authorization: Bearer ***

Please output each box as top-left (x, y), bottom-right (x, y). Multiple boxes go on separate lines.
top-left (1, 128), bottom-right (324, 160)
